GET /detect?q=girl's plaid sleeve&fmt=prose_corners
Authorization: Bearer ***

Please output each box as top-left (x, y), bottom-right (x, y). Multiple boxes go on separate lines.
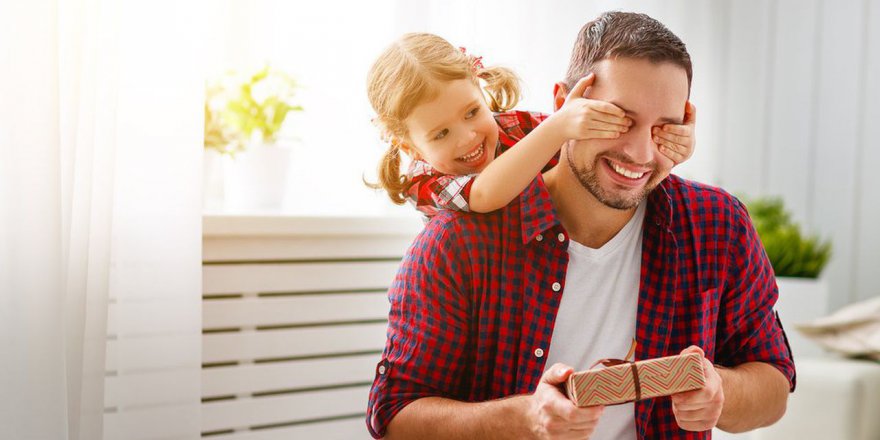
top-left (406, 160), bottom-right (476, 217)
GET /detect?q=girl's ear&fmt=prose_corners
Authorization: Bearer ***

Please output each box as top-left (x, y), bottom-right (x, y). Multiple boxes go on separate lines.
top-left (394, 137), bottom-right (421, 160)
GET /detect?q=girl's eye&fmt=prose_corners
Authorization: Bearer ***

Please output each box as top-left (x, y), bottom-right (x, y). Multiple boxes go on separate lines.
top-left (433, 129), bottom-right (449, 141)
top-left (465, 107), bottom-right (479, 119)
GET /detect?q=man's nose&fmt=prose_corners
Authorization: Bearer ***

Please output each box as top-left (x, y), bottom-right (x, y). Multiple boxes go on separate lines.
top-left (620, 125), bottom-right (656, 165)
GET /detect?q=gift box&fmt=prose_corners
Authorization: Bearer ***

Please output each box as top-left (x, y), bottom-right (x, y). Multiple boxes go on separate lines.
top-left (565, 352), bottom-right (706, 407)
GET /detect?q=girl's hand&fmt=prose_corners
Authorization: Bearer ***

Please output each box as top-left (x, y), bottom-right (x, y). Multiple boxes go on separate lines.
top-left (653, 101), bottom-right (697, 165)
top-left (558, 73), bottom-right (633, 141)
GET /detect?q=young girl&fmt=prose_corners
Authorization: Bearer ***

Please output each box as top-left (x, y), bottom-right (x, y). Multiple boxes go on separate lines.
top-left (367, 33), bottom-right (695, 217)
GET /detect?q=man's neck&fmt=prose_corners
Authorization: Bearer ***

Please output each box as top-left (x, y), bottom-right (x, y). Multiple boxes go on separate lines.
top-left (543, 166), bottom-right (638, 249)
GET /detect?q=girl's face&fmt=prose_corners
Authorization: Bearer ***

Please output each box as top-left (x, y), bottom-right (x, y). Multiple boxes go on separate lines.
top-left (403, 79), bottom-right (499, 175)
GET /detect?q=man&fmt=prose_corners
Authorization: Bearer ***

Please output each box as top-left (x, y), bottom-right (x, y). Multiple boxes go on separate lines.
top-left (367, 11), bottom-right (795, 440)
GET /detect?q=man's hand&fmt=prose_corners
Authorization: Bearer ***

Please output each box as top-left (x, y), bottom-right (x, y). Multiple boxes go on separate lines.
top-left (527, 363), bottom-right (605, 439)
top-left (670, 346), bottom-right (724, 431)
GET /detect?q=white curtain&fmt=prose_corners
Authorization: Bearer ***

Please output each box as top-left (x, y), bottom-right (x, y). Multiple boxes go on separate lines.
top-left (0, 1), bottom-right (204, 439)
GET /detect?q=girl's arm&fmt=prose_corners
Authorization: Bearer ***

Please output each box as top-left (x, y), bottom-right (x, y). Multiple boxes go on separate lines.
top-left (468, 74), bottom-right (630, 213)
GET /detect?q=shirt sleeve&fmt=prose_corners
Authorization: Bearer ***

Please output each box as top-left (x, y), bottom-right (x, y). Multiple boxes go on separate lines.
top-left (406, 164), bottom-right (477, 216)
top-left (715, 198), bottom-right (797, 391)
top-left (366, 219), bottom-right (472, 438)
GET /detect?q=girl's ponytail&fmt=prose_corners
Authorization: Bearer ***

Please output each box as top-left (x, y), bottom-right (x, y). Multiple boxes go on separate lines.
top-left (477, 65), bottom-right (521, 112)
top-left (368, 142), bottom-right (411, 205)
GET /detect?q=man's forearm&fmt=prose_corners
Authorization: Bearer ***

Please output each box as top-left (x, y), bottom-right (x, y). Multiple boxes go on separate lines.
top-left (384, 395), bottom-right (531, 440)
top-left (715, 362), bottom-right (791, 433)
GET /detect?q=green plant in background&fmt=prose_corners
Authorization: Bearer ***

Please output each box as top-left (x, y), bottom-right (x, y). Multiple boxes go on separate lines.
top-left (204, 65), bottom-right (302, 156)
top-left (742, 197), bottom-right (832, 278)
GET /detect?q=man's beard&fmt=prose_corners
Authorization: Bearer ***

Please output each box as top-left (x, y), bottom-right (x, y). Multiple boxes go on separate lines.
top-left (566, 148), bottom-right (660, 210)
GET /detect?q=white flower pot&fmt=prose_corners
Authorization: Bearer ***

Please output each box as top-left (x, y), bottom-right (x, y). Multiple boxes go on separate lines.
top-left (774, 277), bottom-right (830, 359)
top-left (202, 149), bottom-right (227, 211)
top-left (223, 142), bottom-right (292, 211)
top-left (712, 277), bottom-right (829, 440)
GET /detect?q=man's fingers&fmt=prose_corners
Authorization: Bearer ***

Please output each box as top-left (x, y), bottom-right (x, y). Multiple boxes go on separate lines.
top-left (566, 73), bottom-right (595, 101)
top-left (673, 405), bottom-right (722, 429)
top-left (541, 363), bottom-right (573, 385)
top-left (672, 385), bottom-right (705, 399)
top-left (680, 345), bottom-right (705, 357)
top-left (671, 388), bottom-right (715, 408)
top-left (674, 400), bottom-right (716, 412)
top-left (555, 405), bottom-right (604, 427)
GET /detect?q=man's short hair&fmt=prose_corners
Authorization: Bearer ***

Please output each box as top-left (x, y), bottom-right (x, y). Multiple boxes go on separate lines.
top-left (565, 11), bottom-right (693, 92)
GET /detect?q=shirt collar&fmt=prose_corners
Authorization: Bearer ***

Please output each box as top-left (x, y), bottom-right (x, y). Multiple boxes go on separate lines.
top-left (647, 177), bottom-right (675, 229)
top-left (518, 174), bottom-right (677, 243)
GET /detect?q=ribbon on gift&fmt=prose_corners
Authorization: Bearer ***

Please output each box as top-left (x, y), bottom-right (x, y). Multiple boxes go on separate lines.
top-left (588, 339), bottom-right (641, 401)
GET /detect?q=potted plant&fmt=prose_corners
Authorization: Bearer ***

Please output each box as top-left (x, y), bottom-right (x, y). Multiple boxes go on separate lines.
top-left (743, 196), bottom-right (832, 358)
top-left (203, 65), bottom-right (303, 211)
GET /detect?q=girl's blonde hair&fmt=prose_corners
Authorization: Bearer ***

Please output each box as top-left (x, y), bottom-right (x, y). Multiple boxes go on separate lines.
top-left (366, 32), bottom-right (521, 204)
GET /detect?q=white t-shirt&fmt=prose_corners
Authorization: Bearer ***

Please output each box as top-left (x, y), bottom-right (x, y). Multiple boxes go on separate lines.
top-left (544, 202), bottom-right (646, 440)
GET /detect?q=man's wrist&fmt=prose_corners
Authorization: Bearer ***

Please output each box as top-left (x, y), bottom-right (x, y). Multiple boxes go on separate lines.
top-left (492, 395), bottom-right (533, 439)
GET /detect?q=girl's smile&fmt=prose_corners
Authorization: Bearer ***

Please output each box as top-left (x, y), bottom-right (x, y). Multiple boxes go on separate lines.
top-left (404, 79), bottom-right (499, 175)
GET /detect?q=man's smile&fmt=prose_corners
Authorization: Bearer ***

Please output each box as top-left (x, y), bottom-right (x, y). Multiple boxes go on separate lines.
top-left (601, 156), bottom-right (652, 187)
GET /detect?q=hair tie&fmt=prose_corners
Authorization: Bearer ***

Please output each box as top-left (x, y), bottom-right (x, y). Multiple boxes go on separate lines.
top-left (458, 46), bottom-right (484, 73)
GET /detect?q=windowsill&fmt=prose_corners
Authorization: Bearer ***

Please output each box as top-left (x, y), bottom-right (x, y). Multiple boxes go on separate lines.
top-left (202, 212), bottom-right (423, 237)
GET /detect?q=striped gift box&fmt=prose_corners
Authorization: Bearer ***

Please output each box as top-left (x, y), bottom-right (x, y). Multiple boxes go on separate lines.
top-left (565, 352), bottom-right (706, 407)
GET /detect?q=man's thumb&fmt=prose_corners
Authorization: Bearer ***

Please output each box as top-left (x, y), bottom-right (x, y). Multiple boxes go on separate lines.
top-left (541, 363), bottom-right (573, 385)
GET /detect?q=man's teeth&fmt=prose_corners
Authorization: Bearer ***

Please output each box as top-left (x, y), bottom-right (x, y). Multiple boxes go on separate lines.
top-left (459, 144), bottom-right (484, 162)
top-left (610, 161), bottom-right (646, 179)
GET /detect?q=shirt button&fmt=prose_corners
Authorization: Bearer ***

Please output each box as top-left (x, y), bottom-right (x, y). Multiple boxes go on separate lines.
top-left (655, 218), bottom-right (662, 226)
top-left (378, 365), bottom-right (386, 375)
top-left (536, 234), bottom-right (543, 242)
top-left (552, 282), bottom-right (561, 292)
top-left (534, 348), bottom-right (544, 358)
top-left (557, 233), bottom-right (565, 242)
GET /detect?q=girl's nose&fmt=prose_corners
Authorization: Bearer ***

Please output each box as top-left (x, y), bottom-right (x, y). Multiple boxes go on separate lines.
top-left (459, 129), bottom-right (478, 148)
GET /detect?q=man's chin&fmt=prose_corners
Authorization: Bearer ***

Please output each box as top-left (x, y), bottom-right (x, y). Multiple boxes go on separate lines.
top-left (585, 172), bottom-right (663, 210)
top-left (592, 189), bottom-right (647, 210)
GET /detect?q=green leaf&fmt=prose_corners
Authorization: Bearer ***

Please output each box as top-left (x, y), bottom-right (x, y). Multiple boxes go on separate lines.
top-left (741, 196), bottom-right (833, 278)
top-left (204, 64), bottom-right (304, 150)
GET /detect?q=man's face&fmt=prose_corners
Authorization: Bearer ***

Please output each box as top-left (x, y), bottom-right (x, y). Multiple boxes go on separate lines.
top-left (561, 58), bottom-right (689, 210)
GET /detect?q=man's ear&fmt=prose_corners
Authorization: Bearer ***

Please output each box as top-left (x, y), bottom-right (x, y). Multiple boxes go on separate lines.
top-left (553, 82), bottom-right (568, 111)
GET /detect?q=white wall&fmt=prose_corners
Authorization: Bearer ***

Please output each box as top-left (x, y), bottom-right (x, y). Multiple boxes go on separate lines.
top-left (205, 0), bottom-right (880, 309)
top-left (716, 0), bottom-right (880, 309)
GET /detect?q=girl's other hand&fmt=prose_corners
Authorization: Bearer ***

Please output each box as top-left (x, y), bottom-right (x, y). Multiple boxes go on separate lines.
top-left (653, 101), bottom-right (697, 165)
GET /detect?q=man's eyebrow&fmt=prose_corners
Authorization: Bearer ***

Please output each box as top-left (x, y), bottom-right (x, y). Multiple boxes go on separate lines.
top-left (611, 101), bottom-right (683, 125)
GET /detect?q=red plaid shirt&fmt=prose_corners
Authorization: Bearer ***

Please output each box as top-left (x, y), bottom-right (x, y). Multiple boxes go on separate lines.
top-left (368, 111), bottom-right (796, 439)
top-left (406, 111), bottom-right (551, 217)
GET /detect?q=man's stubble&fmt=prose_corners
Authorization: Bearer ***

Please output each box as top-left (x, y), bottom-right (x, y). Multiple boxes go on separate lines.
top-left (564, 143), bottom-right (664, 211)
